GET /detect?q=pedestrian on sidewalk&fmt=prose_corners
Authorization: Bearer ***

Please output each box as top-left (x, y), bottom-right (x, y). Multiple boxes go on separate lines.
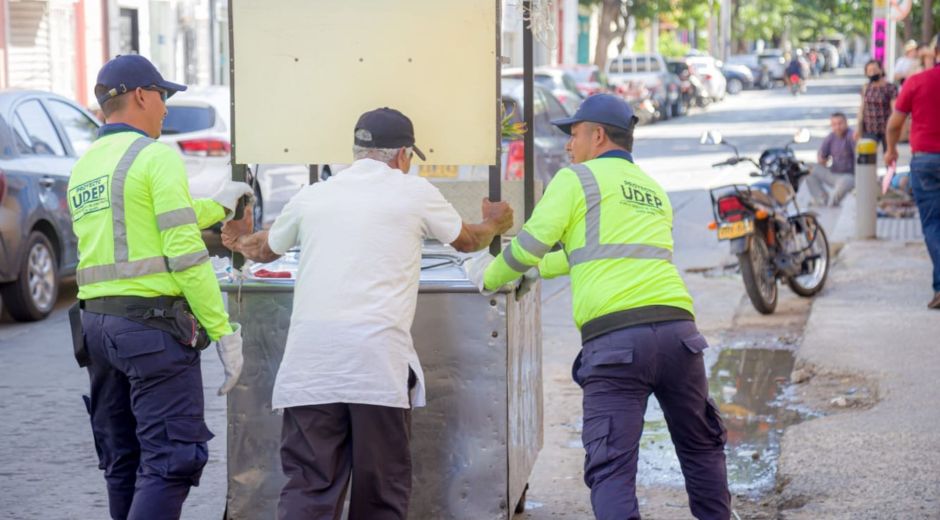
top-left (469, 94), bottom-right (731, 520)
top-left (857, 60), bottom-right (898, 152)
top-left (806, 112), bottom-right (856, 207)
top-left (67, 55), bottom-right (251, 519)
top-left (893, 40), bottom-right (922, 85)
top-left (886, 35), bottom-right (940, 309)
top-left (220, 108), bottom-right (513, 520)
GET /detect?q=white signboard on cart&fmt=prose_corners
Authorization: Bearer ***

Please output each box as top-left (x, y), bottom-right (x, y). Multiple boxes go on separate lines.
top-left (230, 0), bottom-right (499, 166)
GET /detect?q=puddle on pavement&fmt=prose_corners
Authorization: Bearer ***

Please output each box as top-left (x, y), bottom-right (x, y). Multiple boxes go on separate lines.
top-left (564, 345), bottom-right (818, 497)
top-left (637, 346), bottom-right (815, 495)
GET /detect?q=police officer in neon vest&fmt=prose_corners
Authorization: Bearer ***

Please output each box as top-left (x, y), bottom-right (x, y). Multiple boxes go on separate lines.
top-left (480, 94), bottom-right (731, 519)
top-left (67, 55), bottom-right (252, 520)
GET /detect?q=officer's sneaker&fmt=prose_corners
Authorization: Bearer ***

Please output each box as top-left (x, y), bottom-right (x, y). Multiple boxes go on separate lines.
top-left (929, 292), bottom-right (940, 310)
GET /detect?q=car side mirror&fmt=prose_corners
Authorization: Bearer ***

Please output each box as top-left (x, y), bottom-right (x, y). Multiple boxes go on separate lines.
top-left (700, 130), bottom-right (723, 145)
top-left (793, 128), bottom-right (811, 144)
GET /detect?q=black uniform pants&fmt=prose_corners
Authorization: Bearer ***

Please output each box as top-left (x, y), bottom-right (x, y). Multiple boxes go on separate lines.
top-left (82, 312), bottom-right (211, 520)
top-left (573, 320), bottom-right (731, 520)
top-left (276, 402), bottom-right (413, 520)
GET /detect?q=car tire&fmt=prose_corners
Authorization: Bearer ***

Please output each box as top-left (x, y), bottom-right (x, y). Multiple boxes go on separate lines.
top-left (727, 78), bottom-right (743, 95)
top-left (1, 231), bottom-right (59, 321)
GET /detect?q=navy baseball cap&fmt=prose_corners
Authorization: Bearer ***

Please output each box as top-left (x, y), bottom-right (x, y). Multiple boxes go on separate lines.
top-left (354, 107), bottom-right (426, 160)
top-left (95, 54), bottom-right (187, 106)
top-left (551, 93), bottom-right (636, 135)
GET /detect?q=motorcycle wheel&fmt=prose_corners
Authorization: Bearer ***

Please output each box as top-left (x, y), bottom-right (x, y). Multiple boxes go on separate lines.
top-left (739, 233), bottom-right (778, 314)
top-left (787, 216), bottom-right (830, 296)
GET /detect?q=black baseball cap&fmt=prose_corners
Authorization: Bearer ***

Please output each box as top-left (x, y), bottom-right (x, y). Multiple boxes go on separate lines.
top-left (354, 108), bottom-right (426, 160)
top-left (551, 93), bottom-right (636, 136)
top-left (95, 54), bottom-right (187, 106)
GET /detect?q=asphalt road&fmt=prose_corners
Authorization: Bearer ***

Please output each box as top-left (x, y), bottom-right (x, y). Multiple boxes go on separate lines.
top-left (0, 69), bottom-right (866, 519)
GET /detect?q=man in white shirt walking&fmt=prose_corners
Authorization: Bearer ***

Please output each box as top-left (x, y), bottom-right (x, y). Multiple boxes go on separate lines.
top-left (221, 107), bottom-right (513, 520)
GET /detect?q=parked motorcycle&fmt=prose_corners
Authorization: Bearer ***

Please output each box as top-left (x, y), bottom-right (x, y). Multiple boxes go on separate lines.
top-left (617, 81), bottom-right (657, 125)
top-left (702, 129), bottom-right (830, 314)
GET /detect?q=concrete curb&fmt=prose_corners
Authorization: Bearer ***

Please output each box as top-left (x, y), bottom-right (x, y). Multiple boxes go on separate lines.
top-left (774, 236), bottom-right (940, 518)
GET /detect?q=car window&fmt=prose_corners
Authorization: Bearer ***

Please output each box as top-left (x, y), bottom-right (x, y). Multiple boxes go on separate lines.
top-left (163, 105), bottom-right (216, 135)
top-left (14, 100), bottom-right (66, 156)
top-left (568, 68), bottom-right (591, 82)
top-left (543, 90), bottom-right (569, 120)
top-left (0, 116), bottom-right (18, 158)
top-left (533, 75), bottom-right (555, 89)
top-left (561, 74), bottom-right (579, 93)
top-left (609, 56), bottom-right (660, 73)
top-left (47, 100), bottom-right (98, 156)
top-left (10, 116), bottom-right (33, 154)
top-left (532, 90), bottom-right (552, 135)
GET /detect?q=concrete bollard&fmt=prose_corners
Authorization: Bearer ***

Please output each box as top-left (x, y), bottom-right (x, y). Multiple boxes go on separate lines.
top-left (855, 138), bottom-right (878, 239)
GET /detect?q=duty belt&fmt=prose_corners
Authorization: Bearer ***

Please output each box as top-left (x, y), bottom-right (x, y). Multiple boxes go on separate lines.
top-left (82, 295), bottom-right (183, 317)
top-left (80, 295), bottom-right (211, 352)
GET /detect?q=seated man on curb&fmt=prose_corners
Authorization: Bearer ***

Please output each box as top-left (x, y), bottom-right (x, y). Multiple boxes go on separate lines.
top-left (806, 112), bottom-right (856, 207)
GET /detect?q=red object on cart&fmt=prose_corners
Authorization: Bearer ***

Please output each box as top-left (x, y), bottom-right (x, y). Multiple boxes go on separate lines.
top-left (253, 269), bottom-right (292, 278)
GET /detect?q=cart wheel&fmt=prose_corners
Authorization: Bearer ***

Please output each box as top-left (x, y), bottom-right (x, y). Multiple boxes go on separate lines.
top-left (514, 483), bottom-right (529, 515)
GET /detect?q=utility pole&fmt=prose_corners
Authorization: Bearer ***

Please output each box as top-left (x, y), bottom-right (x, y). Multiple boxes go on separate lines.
top-left (708, 0), bottom-right (718, 57)
top-left (720, 0), bottom-right (731, 60)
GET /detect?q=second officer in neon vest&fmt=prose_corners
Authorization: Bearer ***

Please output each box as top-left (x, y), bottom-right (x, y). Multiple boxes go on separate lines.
top-left (478, 94), bottom-right (731, 519)
top-left (68, 55), bottom-right (252, 520)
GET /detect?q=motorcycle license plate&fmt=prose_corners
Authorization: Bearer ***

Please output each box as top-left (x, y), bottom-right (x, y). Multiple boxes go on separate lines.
top-left (717, 220), bottom-right (753, 240)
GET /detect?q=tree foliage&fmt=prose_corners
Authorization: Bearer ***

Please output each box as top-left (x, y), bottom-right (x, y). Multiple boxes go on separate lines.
top-left (579, 0), bottom-right (884, 65)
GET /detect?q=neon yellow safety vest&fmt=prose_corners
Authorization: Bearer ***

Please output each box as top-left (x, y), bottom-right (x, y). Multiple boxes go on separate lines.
top-left (484, 156), bottom-right (694, 338)
top-left (68, 131), bottom-right (232, 340)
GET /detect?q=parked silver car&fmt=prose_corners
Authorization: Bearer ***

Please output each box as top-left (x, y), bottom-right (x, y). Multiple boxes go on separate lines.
top-left (0, 90), bottom-right (100, 320)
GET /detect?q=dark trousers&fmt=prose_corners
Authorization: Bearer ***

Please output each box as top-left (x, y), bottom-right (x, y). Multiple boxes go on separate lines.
top-left (81, 311), bottom-right (212, 520)
top-left (573, 320), bottom-right (731, 520)
top-left (911, 152), bottom-right (940, 292)
top-left (277, 403), bottom-right (413, 520)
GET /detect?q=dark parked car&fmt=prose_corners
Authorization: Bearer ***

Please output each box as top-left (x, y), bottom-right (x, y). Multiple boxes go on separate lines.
top-left (726, 54), bottom-right (772, 89)
top-left (500, 78), bottom-right (571, 187)
top-left (0, 90), bottom-right (100, 320)
top-left (721, 63), bottom-right (755, 94)
top-left (502, 67), bottom-right (585, 116)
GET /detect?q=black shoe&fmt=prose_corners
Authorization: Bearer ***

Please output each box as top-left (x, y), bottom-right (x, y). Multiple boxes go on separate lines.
top-left (929, 293), bottom-right (940, 310)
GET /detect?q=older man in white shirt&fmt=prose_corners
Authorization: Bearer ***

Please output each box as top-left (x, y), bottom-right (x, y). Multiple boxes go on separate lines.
top-left (221, 107), bottom-right (512, 520)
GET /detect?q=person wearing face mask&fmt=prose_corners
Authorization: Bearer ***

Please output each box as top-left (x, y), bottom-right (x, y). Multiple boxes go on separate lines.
top-left (856, 59), bottom-right (898, 152)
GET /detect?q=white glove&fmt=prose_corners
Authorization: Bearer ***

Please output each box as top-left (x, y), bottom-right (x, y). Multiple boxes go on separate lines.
top-left (515, 268), bottom-right (540, 300)
top-left (464, 251), bottom-right (496, 295)
top-left (211, 181), bottom-right (254, 221)
top-left (216, 323), bottom-right (244, 396)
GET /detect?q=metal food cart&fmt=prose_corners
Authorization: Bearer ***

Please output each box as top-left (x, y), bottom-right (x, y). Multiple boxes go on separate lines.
top-left (221, 250), bottom-right (542, 519)
top-left (223, 1), bottom-right (544, 518)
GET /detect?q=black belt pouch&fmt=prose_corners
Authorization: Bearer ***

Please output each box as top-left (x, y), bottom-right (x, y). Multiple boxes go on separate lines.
top-left (69, 301), bottom-right (91, 367)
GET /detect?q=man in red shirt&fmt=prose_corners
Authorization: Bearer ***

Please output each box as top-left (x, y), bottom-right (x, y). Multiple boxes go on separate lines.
top-left (886, 34), bottom-right (940, 309)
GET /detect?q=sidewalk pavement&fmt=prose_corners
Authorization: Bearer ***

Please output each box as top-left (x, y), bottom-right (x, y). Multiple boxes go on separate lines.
top-left (776, 189), bottom-right (940, 517)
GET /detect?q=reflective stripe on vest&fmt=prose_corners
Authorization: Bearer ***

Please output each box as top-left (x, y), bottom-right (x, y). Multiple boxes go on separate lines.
top-left (567, 163), bottom-right (673, 267)
top-left (76, 137), bottom-right (209, 286)
top-left (499, 229), bottom-right (554, 273)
